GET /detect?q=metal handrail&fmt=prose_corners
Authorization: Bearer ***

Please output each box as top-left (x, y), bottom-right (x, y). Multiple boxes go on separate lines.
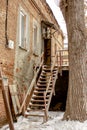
top-left (52, 49), bottom-right (69, 67)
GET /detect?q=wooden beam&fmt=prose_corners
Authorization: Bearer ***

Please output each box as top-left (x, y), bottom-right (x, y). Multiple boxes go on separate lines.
top-left (9, 85), bottom-right (20, 115)
top-left (0, 70), bottom-right (14, 130)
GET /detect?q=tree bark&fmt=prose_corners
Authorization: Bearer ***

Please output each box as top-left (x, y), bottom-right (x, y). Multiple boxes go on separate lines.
top-left (60, 0), bottom-right (87, 121)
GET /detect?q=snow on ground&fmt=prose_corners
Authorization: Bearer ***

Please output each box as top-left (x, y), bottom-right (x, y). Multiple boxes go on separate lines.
top-left (1, 112), bottom-right (87, 130)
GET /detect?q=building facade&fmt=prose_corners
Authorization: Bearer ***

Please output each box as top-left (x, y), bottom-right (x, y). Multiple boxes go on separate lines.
top-left (0, 0), bottom-right (64, 126)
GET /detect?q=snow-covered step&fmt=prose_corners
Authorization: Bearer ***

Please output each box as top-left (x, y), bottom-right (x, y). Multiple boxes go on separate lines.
top-left (25, 110), bottom-right (44, 117)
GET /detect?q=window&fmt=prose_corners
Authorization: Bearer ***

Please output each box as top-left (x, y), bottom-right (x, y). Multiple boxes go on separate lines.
top-left (33, 19), bottom-right (41, 55)
top-left (33, 25), bottom-right (37, 53)
top-left (33, 19), bottom-right (38, 55)
top-left (19, 8), bottom-right (29, 50)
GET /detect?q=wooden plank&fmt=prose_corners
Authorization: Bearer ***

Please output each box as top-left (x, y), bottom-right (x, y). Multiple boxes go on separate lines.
top-left (9, 85), bottom-right (18, 114)
top-left (13, 85), bottom-right (20, 109)
top-left (0, 69), bottom-right (14, 130)
top-left (8, 87), bottom-right (17, 123)
top-left (9, 85), bottom-right (20, 115)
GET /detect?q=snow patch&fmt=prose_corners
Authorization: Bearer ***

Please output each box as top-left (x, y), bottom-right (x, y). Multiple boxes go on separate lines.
top-left (1, 112), bottom-right (87, 130)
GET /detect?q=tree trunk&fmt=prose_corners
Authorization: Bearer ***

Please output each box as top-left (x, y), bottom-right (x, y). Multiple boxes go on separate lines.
top-left (60, 0), bottom-right (87, 121)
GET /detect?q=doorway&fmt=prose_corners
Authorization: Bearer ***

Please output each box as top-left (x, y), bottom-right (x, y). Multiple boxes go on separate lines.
top-left (44, 39), bottom-right (51, 65)
top-left (50, 70), bottom-right (69, 111)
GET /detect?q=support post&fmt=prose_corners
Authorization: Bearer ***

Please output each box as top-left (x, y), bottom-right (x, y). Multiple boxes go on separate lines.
top-left (0, 71), bottom-right (14, 130)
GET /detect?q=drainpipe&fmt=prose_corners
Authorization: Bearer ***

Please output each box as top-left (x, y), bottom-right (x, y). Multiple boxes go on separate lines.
top-left (5, 0), bottom-right (8, 47)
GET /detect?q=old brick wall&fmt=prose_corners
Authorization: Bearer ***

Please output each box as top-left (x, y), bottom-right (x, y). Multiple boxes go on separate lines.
top-left (0, 0), bottom-right (18, 127)
top-left (0, 0), bottom-right (18, 82)
top-left (0, 0), bottom-right (64, 126)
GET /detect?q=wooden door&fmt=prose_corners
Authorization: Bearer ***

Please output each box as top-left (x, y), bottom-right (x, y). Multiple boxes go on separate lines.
top-left (44, 39), bottom-right (51, 66)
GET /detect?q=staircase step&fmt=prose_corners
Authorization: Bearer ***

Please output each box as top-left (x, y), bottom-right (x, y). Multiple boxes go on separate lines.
top-left (41, 71), bottom-right (57, 76)
top-left (40, 74), bottom-right (51, 77)
top-left (43, 65), bottom-right (58, 70)
top-left (34, 90), bottom-right (51, 94)
top-left (39, 76), bottom-right (50, 80)
top-left (53, 74), bottom-right (57, 77)
top-left (27, 107), bottom-right (45, 112)
top-left (29, 102), bottom-right (46, 107)
top-left (35, 87), bottom-right (46, 91)
top-left (39, 79), bottom-right (51, 82)
top-left (34, 90), bottom-right (44, 94)
top-left (53, 70), bottom-right (57, 72)
top-left (35, 87), bottom-right (52, 91)
top-left (41, 72), bottom-right (51, 75)
top-left (37, 83), bottom-right (46, 86)
top-left (43, 65), bottom-right (51, 67)
top-left (42, 71), bottom-right (51, 74)
top-left (53, 67), bottom-right (58, 70)
top-left (42, 68), bottom-right (50, 70)
top-left (38, 80), bottom-right (49, 83)
top-left (32, 94), bottom-right (50, 98)
top-left (42, 68), bottom-right (51, 71)
top-left (37, 83), bottom-right (52, 86)
top-left (25, 111), bottom-right (44, 117)
top-left (38, 80), bottom-right (52, 84)
top-left (39, 76), bottom-right (55, 81)
top-left (52, 71), bottom-right (57, 74)
top-left (40, 75), bottom-right (51, 79)
top-left (40, 74), bottom-right (47, 77)
top-left (31, 98), bottom-right (49, 102)
top-left (42, 65), bottom-right (51, 68)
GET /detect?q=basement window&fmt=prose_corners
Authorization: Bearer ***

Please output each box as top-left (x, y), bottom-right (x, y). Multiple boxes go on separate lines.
top-left (19, 8), bottom-right (29, 50)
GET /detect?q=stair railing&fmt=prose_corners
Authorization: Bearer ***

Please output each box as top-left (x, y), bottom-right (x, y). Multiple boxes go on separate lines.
top-left (57, 49), bottom-right (69, 67)
top-left (19, 52), bottom-right (44, 113)
top-left (44, 53), bottom-right (58, 112)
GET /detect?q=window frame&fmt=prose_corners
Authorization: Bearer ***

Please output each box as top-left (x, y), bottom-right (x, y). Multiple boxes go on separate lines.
top-left (33, 19), bottom-right (39, 55)
top-left (18, 7), bottom-right (29, 50)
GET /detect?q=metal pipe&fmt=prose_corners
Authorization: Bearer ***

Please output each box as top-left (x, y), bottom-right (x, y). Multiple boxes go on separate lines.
top-left (5, 0), bottom-right (8, 47)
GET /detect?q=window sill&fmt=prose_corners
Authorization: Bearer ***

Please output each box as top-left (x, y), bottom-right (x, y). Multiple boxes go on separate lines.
top-left (33, 52), bottom-right (39, 57)
top-left (19, 45), bottom-right (28, 51)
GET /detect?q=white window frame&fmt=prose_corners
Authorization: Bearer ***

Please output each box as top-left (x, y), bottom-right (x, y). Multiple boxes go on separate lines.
top-left (19, 7), bottom-right (29, 50)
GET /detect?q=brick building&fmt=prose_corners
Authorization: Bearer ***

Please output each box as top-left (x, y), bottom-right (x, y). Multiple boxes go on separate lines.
top-left (0, 0), bottom-right (64, 126)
